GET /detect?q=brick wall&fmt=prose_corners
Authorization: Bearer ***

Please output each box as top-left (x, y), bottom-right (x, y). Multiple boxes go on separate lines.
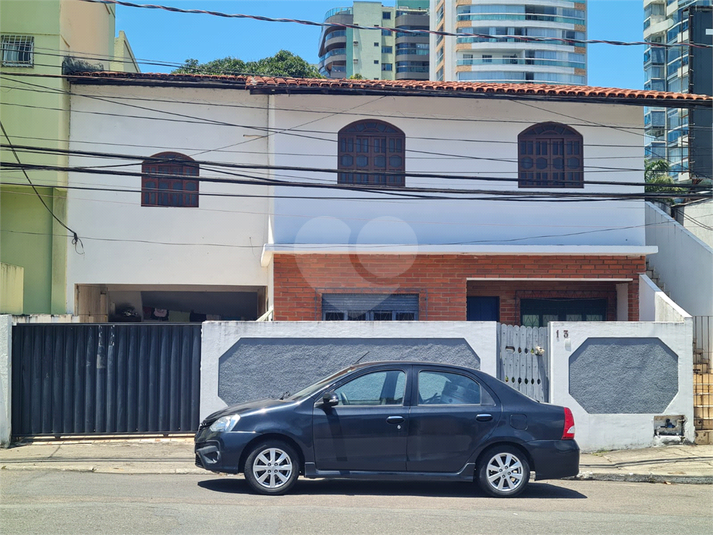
top-left (468, 280), bottom-right (619, 324)
top-left (273, 254), bottom-right (645, 322)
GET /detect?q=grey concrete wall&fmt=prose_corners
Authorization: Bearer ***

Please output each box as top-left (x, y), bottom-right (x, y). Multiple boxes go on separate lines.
top-left (0, 315), bottom-right (11, 447)
top-left (569, 338), bottom-right (678, 414)
top-left (218, 337), bottom-right (481, 406)
top-left (550, 320), bottom-right (694, 451)
top-left (201, 321), bottom-right (498, 419)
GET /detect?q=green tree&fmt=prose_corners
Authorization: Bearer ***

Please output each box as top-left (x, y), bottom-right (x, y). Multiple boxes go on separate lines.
top-left (173, 50), bottom-right (321, 78)
top-left (644, 159), bottom-right (684, 204)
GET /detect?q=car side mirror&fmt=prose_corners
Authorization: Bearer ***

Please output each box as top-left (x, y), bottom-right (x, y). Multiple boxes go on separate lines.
top-left (322, 391), bottom-right (339, 408)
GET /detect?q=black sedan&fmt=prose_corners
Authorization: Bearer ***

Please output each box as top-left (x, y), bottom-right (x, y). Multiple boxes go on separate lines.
top-left (195, 361), bottom-right (579, 497)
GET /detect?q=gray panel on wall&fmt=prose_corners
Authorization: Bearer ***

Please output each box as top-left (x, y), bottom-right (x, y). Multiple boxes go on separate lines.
top-left (218, 338), bottom-right (480, 406)
top-left (569, 338), bottom-right (678, 414)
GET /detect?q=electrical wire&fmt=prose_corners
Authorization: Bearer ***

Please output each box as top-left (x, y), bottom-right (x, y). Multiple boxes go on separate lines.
top-left (2, 162), bottom-right (709, 201)
top-left (5, 81), bottom-right (708, 179)
top-left (4, 72), bottom-right (710, 178)
top-left (77, 0), bottom-right (713, 50)
top-left (8, 142), bottom-right (712, 190)
top-left (1, 73), bottom-right (653, 131)
top-left (0, 121), bottom-right (84, 253)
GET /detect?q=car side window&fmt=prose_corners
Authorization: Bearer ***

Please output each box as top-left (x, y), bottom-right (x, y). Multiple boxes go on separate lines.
top-left (334, 370), bottom-right (406, 406)
top-left (418, 371), bottom-right (494, 406)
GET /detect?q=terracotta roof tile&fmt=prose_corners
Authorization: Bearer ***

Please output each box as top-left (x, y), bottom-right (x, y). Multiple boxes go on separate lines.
top-left (69, 72), bottom-right (712, 106)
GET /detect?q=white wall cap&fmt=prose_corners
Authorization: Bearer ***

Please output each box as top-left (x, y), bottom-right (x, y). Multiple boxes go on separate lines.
top-left (261, 244), bottom-right (658, 267)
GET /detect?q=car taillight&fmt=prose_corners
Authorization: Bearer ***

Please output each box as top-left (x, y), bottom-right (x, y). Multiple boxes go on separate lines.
top-left (562, 407), bottom-right (575, 439)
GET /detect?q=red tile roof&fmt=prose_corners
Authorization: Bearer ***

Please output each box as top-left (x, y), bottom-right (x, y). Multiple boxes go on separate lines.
top-left (68, 72), bottom-right (712, 108)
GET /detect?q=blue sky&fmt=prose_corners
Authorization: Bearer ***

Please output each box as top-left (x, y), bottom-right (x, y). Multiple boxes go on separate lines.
top-left (116, 0), bottom-right (645, 89)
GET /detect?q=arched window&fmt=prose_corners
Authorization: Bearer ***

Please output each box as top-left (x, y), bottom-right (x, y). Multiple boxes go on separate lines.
top-left (338, 120), bottom-right (405, 186)
top-left (518, 123), bottom-right (583, 188)
top-left (141, 152), bottom-right (199, 207)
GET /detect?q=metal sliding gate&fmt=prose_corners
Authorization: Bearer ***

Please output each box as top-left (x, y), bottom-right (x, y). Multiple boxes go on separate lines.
top-left (11, 323), bottom-right (201, 437)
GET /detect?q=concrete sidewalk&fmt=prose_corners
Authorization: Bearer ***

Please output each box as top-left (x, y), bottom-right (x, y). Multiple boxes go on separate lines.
top-left (1, 438), bottom-right (712, 484)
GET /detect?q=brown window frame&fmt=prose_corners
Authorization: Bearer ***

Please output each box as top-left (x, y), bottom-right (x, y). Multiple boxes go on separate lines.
top-left (518, 122), bottom-right (583, 188)
top-left (338, 120), bottom-right (406, 187)
top-left (141, 152), bottom-right (199, 207)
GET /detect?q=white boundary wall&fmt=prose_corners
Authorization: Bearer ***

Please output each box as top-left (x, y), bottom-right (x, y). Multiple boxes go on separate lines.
top-left (200, 321), bottom-right (498, 420)
top-left (549, 319), bottom-right (694, 451)
top-left (0, 315), bottom-right (11, 447)
top-left (646, 202), bottom-right (713, 316)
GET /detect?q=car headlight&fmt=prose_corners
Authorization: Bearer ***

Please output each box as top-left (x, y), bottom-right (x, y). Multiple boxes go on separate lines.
top-left (208, 414), bottom-right (241, 433)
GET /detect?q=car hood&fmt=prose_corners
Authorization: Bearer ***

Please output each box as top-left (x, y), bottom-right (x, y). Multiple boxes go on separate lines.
top-left (203, 398), bottom-right (290, 423)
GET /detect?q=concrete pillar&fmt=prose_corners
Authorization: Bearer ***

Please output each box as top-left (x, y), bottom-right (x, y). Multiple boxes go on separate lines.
top-left (0, 315), bottom-right (12, 447)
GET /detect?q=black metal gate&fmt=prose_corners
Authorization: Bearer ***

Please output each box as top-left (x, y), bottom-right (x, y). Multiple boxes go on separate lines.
top-left (11, 323), bottom-right (201, 437)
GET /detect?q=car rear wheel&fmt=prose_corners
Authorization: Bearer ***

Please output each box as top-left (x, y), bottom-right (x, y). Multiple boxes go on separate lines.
top-left (477, 446), bottom-right (530, 498)
top-left (244, 441), bottom-right (299, 495)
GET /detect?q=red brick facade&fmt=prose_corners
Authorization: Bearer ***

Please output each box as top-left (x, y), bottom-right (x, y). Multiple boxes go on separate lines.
top-left (273, 254), bottom-right (645, 322)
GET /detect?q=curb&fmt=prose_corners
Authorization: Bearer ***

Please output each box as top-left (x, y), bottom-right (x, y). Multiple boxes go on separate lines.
top-left (1, 463), bottom-right (206, 475)
top-left (573, 472), bottom-right (713, 485)
top-left (3, 462), bottom-right (712, 484)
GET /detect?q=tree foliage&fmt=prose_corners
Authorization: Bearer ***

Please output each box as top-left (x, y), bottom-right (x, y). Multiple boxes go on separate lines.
top-left (644, 159), bottom-right (684, 204)
top-left (173, 50), bottom-right (321, 78)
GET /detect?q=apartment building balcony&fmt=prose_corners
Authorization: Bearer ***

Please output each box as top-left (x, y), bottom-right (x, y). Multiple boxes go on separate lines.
top-left (318, 47), bottom-right (347, 78)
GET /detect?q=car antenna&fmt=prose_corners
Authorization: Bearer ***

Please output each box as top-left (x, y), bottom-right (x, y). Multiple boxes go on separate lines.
top-left (353, 350), bottom-right (370, 365)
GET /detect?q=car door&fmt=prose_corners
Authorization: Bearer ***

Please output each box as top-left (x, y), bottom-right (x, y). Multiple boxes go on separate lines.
top-left (407, 367), bottom-right (500, 473)
top-left (312, 367), bottom-right (410, 471)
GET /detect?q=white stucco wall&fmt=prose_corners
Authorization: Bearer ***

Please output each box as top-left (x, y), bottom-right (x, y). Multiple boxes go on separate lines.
top-left (639, 273), bottom-right (690, 322)
top-left (646, 202), bottom-right (713, 316)
top-left (0, 315), bottom-right (11, 447)
top-left (678, 199), bottom-right (713, 247)
top-left (200, 321), bottom-right (498, 420)
top-left (549, 320), bottom-right (694, 451)
top-left (67, 85), bottom-right (272, 313)
top-left (269, 94), bottom-right (646, 248)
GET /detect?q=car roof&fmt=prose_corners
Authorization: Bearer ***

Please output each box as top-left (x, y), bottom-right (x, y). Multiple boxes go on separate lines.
top-left (352, 361), bottom-right (479, 373)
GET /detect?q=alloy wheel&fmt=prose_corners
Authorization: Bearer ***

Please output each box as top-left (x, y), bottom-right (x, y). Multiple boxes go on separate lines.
top-left (251, 447), bottom-right (294, 490)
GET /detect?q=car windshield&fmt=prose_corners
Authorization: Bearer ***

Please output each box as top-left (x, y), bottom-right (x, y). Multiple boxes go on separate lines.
top-left (285, 367), bottom-right (355, 401)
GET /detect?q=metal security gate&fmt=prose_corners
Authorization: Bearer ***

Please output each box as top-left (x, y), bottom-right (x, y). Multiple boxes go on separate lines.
top-left (497, 324), bottom-right (549, 402)
top-left (11, 323), bottom-right (201, 437)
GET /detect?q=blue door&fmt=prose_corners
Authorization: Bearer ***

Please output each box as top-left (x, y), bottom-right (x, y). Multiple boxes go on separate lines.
top-left (467, 296), bottom-right (500, 321)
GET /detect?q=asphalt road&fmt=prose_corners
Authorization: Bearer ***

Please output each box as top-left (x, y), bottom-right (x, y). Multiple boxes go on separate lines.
top-left (1, 471), bottom-right (712, 535)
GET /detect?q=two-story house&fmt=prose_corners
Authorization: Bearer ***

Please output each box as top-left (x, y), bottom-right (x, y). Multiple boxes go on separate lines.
top-left (64, 73), bottom-right (711, 324)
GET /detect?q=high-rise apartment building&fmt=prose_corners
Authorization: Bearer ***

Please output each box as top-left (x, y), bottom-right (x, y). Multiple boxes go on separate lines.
top-left (430, 0), bottom-right (587, 84)
top-left (318, 1), bottom-right (430, 80)
top-left (644, 0), bottom-right (712, 181)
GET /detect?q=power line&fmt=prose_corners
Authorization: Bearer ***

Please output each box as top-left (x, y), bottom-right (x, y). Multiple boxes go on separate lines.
top-left (3, 162), bottom-right (709, 201)
top-left (5, 77), bottom-right (705, 177)
top-left (2, 73), bottom-right (652, 131)
top-left (0, 121), bottom-right (84, 252)
top-left (7, 143), bottom-right (712, 190)
top-left (77, 0), bottom-right (713, 50)
top-left (3, 132), bottom-right (662, 161)
top-left (0, 219), bottom-right (676, 250)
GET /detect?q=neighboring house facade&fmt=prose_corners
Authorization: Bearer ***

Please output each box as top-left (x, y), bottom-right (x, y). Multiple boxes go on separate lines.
top-left (66, 73), bottom-right (271, 322)
top-left (65, 73), bottom-right (711, 325)
top-left (430, 0), bottom-right (587, 84)
top-left (0, 0), bottom-right (138, 315)
top-left (319, 1), bottom-right (429, 80)
top-left (643, 1), bottom-right (712, 180)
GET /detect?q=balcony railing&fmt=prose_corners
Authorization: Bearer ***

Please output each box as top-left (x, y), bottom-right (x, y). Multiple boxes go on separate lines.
top-left (324, 7), bottom-right (352, 20)
top-left (458, 58), bottom-right (584, 69)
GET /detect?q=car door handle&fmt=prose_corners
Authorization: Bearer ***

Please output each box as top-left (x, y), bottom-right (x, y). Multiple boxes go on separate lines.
top-left (476, 414), bottom-right (493, 422)
top-left (386, 416), bottom-right (405, 425)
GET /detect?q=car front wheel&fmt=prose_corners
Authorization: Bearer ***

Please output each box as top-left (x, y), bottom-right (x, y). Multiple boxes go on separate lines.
top-left (244, 441), bottom-right (299, 495)
top-left (477, 446), bottom-right (530, 498)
